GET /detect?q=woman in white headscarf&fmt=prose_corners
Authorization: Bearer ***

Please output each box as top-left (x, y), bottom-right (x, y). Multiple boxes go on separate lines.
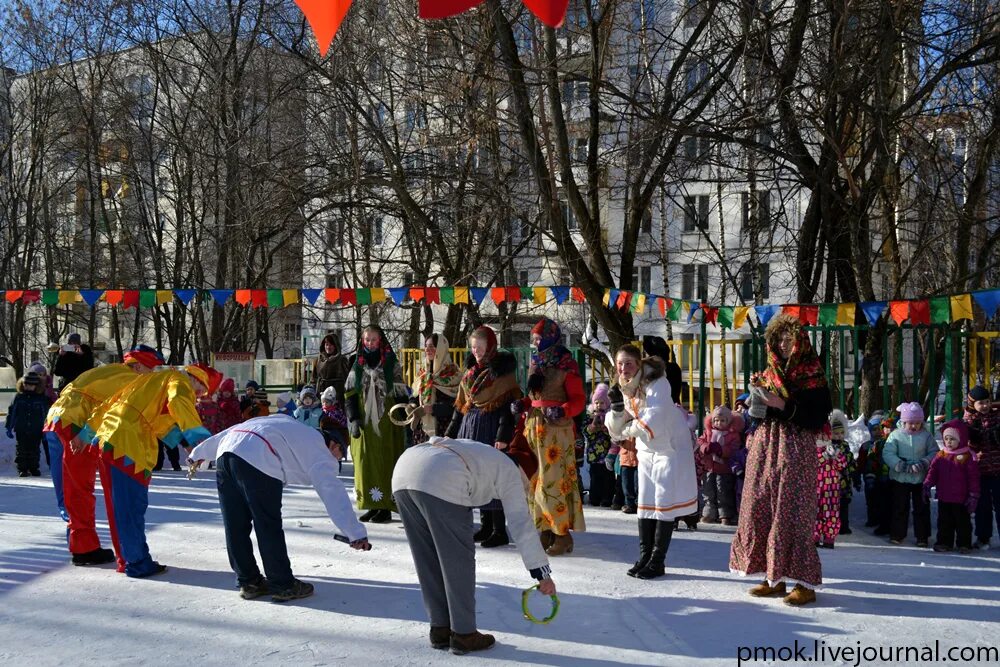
top-left (408, 333), bottom-right (462, 445)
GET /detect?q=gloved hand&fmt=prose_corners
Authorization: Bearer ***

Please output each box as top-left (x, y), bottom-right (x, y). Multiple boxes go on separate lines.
top-left (544, 406), bottom-right (565, 422)
top-left (605, 456), bottom-right (615, 472)
top-left (895, 460), bottom-right (907, 473)
top-left (909, 462), bottom-right (925, 476)
top-left (966, 495), bottom-right (979, 514)
top-left (922, 485), bottom-right (932, 503)
top-left (5, 428), bottom-right (12, 439)
top-left (608, 385), bottom-right (625, 412)
top-left (349, 420), bottom-right (362, 439)
top-left (510, 400), bottom-right (525, 418)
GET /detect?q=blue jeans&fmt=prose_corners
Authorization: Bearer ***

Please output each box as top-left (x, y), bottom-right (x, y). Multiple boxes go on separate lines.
top-left (216, 452), bottom-right (294, 589)
top-left (976, 474), bottom-right (1000, 544)
top-left (621, 465), bottom-right (638, 509)
top-left (45, 431), bottom-right (68, 521)
top-left (108, 466), bottom-right (160, 577)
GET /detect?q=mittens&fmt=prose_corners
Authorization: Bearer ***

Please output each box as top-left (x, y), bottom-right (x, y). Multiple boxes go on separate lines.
top-left (544, 406), bottom-right (565, 422)
top-left (605, 457), bottom-right (615, 472)
top-left (966, 495), bottom-right (979, 514)
top-left (909, 462), bottom-right (925, 476)
top-left (349, 420), bottom-right (362, 439)
top-left (895, 460), bottom-right (907, 473)
top-left (608, 386), bottom-right (625, 412)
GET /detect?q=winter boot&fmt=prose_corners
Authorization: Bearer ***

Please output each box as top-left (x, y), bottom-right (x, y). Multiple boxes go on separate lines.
top-left (359, 509), bottom-right (377, 522)
top-left (749, 581), bottom-right (786, 597)
top-left (627, 518), bottom-right (657, 577)
top-left (450, 631), bottom-right (496, 655)
top-left (370, 509), bottom-right (392, 523)
top-left (239, 577), bottom-right (270, 600)
top-left (636, 520), bottom-right (674, 579)
top-left (545, 533), bottom-right (574, 556)
top-left (429, 626), bottom-right (451, 650)
top-left (473, 511), bottom-right (494, 542)
top-left (481, 508), bottom-right (509, 547)
top-left (271, 579), bottom-right (314, 603)
top-left (782, 585), bottom-right (816, 606)
top-left (72, 548), bottom-right (116, 566)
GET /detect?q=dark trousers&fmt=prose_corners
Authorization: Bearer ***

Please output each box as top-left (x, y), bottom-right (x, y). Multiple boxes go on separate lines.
top-left (621, 466), bottom-right (638, 509)
top-left (155, 442), bottom-right (181, 471)
top-left (864, 478), bottom-right (892, 531)
top-left (890, 480), bottom-right (930, 542)
top-left (216, 452), bottom-right (294, 589)
top-left (588, 463), bottom-right (615, 506)
top-left (612, 471), bottom-right (625, 507)
top-left (975, 474), bottom-right (1000, 544)
top-left (701, 472), bottom-right (737, 521)
top-left (936, 501), bottom-right (972, 549)
top-left (15, 434), bottom-right (43, 473)
top-left (839, 496), bottom-right (851, 531)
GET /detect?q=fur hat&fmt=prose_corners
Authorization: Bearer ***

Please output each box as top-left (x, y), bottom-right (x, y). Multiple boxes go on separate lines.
top-left (299, 386), bottom-right (318, 402)
top-left (941, 419), bottom-right (970, 449)
top-left (829, 409), bottom-right (849, 436)
top-left (896, 402), bottom-right (924, 423)
top-left (969, 385), bottom-right (991, 402)
top-left (590, 383), bottom-right (610, 409)
top-left (321, 386), bottom-right (337, 404)
top-left (711, 405), bottom-right (733, 422)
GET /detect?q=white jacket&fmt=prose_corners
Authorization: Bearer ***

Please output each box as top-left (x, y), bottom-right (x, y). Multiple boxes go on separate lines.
top-left (392, 437), bottom-right (550, 576)
top-left (190, 415), bottom-right (366, 542)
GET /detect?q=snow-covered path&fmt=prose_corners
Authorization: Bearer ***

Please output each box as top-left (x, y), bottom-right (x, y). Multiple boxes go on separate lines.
top-left (0, 462), bottom-right (998, 666)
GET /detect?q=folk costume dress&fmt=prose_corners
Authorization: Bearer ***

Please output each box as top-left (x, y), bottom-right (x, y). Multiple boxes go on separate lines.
top-left (89, 368), bottom-right (212, 577)
top-left (729, 316), bottom-right (832, 589)
top-left (45, 363), bottom-right (143, 564)
top-left (344, 331), bottom-right (408, 512)
top-left (410, 335), bottom-right (461, 445)
top-left (521, 319), bottom-right (586, 538)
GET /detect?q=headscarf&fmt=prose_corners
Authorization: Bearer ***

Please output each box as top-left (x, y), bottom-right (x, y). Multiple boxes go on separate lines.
top-left (415, 334), bottom-right (462, 405)
top-left (760, 314), bottom-right (827, 399)
top-left (464, 326), bottom-right (500, 398)
top-left (357, 326), bottom-right (391, 370)
top-left (353, 326), bottom-right (400, 435)
top-left (528, 318), bottom-right (576, 374)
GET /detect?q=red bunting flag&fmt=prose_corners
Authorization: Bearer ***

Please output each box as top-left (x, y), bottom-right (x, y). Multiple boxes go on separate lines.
top-left (616, 291), bottom-right (630, 310)
top-left (658, 297), bottom-right (668, 318)
top-left (783, 304), bottom-right (801, 321)
top-left (21, 290), bottom-right (40, 304)
top-left (801, 305), bottom-right (819, 325)
top-left (293, 0), bottom-right (354, 57)
top-left (703, 306), bottom-right (719, 326)
top-left (909, 300), bottom-right (930, 325)
top-left (491, 287), bottom-right (506, 305)
top-left (340, 289), bottom-right (357, 306)
top-left (571, 287), bottom-right (586, 303)
top-left (250, 290), bottom-right (269, 308)
top-left (505, 286), bottom-right (521, 302)
top-left (426, 287), bottom-right (441, 305)
top-left (105, 290), bottom-right (124, 306)
top-left (418, 0), bottom-right (569, 28)
top-left (5, 290), bottom-right (23, 303)
top-left (122, 291), bottom-right (140, 309)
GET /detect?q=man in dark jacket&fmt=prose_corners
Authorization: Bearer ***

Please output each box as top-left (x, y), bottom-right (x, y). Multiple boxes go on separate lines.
top-left (53, 333), bottom-right (95, 389)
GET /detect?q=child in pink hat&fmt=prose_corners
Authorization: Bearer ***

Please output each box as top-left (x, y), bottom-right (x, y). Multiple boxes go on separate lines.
top-left (882, 402), bottom-right (939, 546)
top-left (924, 420), bottom-right (979, 553)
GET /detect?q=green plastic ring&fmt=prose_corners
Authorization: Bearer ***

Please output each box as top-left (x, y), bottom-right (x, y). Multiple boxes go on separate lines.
top-left (521, 584), bottom-right (560, 624)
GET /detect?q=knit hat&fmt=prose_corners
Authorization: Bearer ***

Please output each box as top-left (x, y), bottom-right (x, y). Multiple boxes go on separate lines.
top-left (246, 380), bottom-right (260, 391)
top-left (67, 333), bottom-right (82, 345)
top-left (28, 362), bottom-right (47, 376)
top-left (590, 383), bottom-right (611, 410)
top-left (254, 389), bottom-right (269, 403)
top-left (829, 409), bottom-right (849, 436)
top-left (22, 372), bottom-right (41, 387)
top-left (896, 402), bottom-right (924, 423)
top-left (941, 419), bottom-right (970, 449)
top-left (185, 363), bottom-right (223, 395)
top-left (124, 344), bottom-right (165, 370)
top-left (735, 392), bottom-right (749, 408)
top-left (219, 378), bottom-right (235, 395)
top-left (969, 385), bottom-right (991, 402)
top-left (321, 386), bottom-right (337, 404)
top-left (711, 405), bottom-right (733, 422)
top-left (299, 386), bottom-right (318, 402)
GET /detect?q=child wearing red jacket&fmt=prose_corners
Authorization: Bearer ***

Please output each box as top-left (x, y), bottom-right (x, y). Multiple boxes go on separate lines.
top-left (925, 419), bottom-right (980, 553)
top-left (696, 405), bottom-right (743, 525)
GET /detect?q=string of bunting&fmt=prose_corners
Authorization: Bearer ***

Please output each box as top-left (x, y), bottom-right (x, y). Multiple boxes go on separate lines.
top-left (0, 286), bottom-right (997, 327)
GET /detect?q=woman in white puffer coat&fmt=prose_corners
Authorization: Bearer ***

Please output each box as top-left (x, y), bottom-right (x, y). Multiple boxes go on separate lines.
top-left (606, 344), bottom-right (699, 579)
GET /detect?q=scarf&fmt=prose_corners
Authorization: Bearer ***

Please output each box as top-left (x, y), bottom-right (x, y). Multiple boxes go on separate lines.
top-left (761, 325), bottom-right (827, 399)
top-left (529, 318), bottom-right (577, 374)
top-left (464, 326), bottom-right (499, 398)
top-left (352, 328), bottom-right (399, 435)
top-left (414, 334), bottom-right (461, 432)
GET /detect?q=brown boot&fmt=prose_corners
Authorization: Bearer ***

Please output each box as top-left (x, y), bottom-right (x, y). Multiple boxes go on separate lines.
top-left (429, 626), bottom-right (450, 650)
top-left (783, 585), bottom-right (816, 606)
top-left (545, 533), bottom-right (574, 556)
top-left (748, 581), bottom-right (787, 597)
top-left (539, 530), bottom-right (555, 550)
top-left (450, 631), bottom-right (496, 655)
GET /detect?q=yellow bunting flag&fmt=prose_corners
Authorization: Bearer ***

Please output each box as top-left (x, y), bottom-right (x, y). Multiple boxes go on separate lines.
top-left (602, 290), bottom-right (610, 307)
top-left (950, 294), bottom-right (973, 321)
top-left (533, 287), bottom-right (547, 305)
top-left (371, 288), bottom-right (387, 303)
top-left (633, 293), bottom-right (646, 313)
top-left (836, 303), bottom-right (856, 325)
top-left (282, 289), bottom-right (299, 306)
top-left (58, 290), bottom-right (78, 305)
top-left (734, 306), bottom-right (749, 329)
top-left (455, 287), bottom-right (469, 304)
top-left (156, 290), bottom-right (174, 305)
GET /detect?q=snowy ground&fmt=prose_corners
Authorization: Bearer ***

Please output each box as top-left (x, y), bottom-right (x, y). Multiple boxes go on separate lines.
top-left (0, 436), bottom-right (998, 666)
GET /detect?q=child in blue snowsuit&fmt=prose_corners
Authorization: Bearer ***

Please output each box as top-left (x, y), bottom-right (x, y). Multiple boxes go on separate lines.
top-left (5, 372), bottom-right (53, 476)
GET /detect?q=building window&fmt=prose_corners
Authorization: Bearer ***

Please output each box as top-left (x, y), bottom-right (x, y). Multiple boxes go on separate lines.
top-left (681, 265), bottom-right (695, 299)
top-left (684, 127), bottom-right (711, 162)
top-left (740, 263), bottom-right (770, 300)
top-left (741, 190), bottom-right (771, 232)
top-left (559, 268), bottom-right (571, 285)
top-left (372, 217), bottom-right (383, 246)
top-left (511, 217), bottom-right (525, 241)
top-left (561, 201), bottom-right (578, 230)
top-left (284, 322), bottom-right (302, 342)
top-left (684, 60), bottom-right (709, 93)
top-left (325, 273), bottom-right (343, 288)
top-left (683, 195), bottom-right (709, 232)
top-left (697, 264), bottom-right (708, 302)
top-left (404, 272), bottom-right (414, 286)
top-left (518, 270), bottom-right (530, 286)
top-left (574, 137), bottom-right (588, 162)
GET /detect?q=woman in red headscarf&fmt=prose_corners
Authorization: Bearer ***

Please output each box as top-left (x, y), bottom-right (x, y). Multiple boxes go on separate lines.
top-left (446, 326), bottom-right (522, 547)
top-left (513, 318), bottom-right (586, 556)
top-left (729, 314), bottom-right (832, 606)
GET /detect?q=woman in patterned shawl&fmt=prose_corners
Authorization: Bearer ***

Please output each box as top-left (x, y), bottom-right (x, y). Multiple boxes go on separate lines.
top-left (514, 318), bottom-right (586, 556)
top-left (344, 325), bottom-right (408, 524)
top-left (446, 326), bottom-right (523, 547)
top-left (408, 333), bottom-right (462, 444)
top-left (729, 313), bottom-right (832, 606)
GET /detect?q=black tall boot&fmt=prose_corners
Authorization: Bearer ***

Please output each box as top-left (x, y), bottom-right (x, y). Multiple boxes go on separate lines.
top-left (481, 509), bottom-right (510, 548)
top-left (839, 498), bottom-right (852, 534)
top-left (473, 509), bottom-right (494, 542)
top-left (637, 520), bottom-right (674, 580)
top-left (627, 518), bottom-right (657, 577)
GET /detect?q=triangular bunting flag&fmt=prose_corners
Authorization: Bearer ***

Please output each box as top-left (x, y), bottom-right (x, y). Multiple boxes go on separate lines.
top-left (551, 286), bottom-right (569, 305)
top-left (301, 289), bottom-right (322, 305)
top-left (570, 287), bottom-right (586, 303)
top-left (139, 290), bottom-right (156, 308)
top-left (616, 291), bottom-right (631, 310)
top-left (703, 306), bottom-right (718, 326)
top-left (889, 301), bottom-right (909, 325)
top-left (631, 293), bottom-right (646, 314)
top-left (718, 306), bottom-right (734, 329)
top-left (909, 300), bottom-right (930, 325)
top-left (860, 301), bottom-right (886, 326)
top-left (657, 297), bottom-right (667, 318)
top-left (972, 289), bottom-right (1000, 318)
top-left (388, 287), bottom-right (408, 305)
top-left (836, 303), bottom-right (856, 326)
top-left (210, 290), bottom-right (234, 306)
top-left (470, 287), bottom-right (489, 305)
top-left (687, 301), bottom-right (702, 323)
top-left (105, 290), bottom-right (124, 306)
top-left (174, 289), bottom-right (197, 305)
top-left (79, 290), bottom-right (104, 306)
top-left (754, 304), bottom-right (780, 326)
top-left (234, 290), bottom-right (252, 306)
top-left (950, 294), bottom-right (973, 321)
top-left (667, 299), bottom-right (682, 321)
top-left (930, 296), bottom-right (950, 324)
top-left (733, 306), bottom-right (750, 329)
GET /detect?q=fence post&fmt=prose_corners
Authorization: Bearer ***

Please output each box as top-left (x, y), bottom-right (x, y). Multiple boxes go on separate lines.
top-left (698, 316), bottom-right (708, 426)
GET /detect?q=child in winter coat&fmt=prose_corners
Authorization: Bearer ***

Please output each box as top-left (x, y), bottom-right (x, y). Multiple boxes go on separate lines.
top-left (5, 372), bottom-right (54, 476)
top-left (814, 423), bottom-right (846, 548)
top-left (964, 385), bottom-right (999, 549)
top-left (582, 384), bottom-right (615, 507)
top-left (241, 388), bottom-right (270, 420)
top-left (607, 443), bottom-right (624, 510)
top-left (829, 410), bottom-right (862, 535)
top-left (197, 389), bottom-right (225, 435)
top-left (925, 420), bottom-right (980, 553)
top-left (217, 378), bottom-right (242, 429)
top-left (619, 437), bottom-right (639, 514)
top-left (294, 386), bottom-right (322, 428)
top-left (696, 405), bottom-right (743, 525)
top-left (858, 413), bottom-right (895, 535)
top-left (883, 402), bottom-right (938, 546)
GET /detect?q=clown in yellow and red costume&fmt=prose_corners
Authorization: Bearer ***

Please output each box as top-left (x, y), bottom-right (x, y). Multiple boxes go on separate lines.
top-left (44, 345), bottom-right (165, 568)
top-left (88, 362), bottom-right (220, 577)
